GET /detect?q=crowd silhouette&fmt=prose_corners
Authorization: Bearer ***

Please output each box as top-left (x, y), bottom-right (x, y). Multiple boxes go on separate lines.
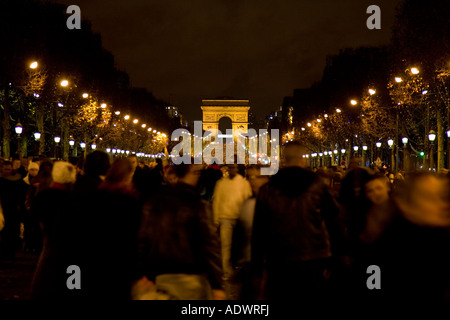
top-left (1, 142), bottom-right (450, 301)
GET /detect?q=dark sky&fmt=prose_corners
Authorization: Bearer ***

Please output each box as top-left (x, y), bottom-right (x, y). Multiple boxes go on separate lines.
top-left (56, 0), bottom-right (401, 122)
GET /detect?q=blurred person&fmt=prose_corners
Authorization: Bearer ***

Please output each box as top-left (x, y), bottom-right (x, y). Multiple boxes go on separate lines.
top-left (74, 151), bottom-right (110, 197)
top-left (137, 162), bottom-right (224, 300)
top-left (20, 162), bottom-right (40, 252)
top-left (213, 162), bottom-right (252, 283)
top-left (0, 161), bottom-right (25, 258)
top-left (79, 158), bottom-right (141, 300)
top-left (231, 165), bottom-right (270, 299)
top-left (251, 142), bottom-right (339, 300)
top-left (31, 161), bottom-right (78, 299)
top-left (359, 173), bottom-right (450, 300)
top-left (12, 158), bottom-right (27, 179)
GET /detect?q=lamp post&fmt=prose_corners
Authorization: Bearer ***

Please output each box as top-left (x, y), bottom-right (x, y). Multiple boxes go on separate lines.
top-left (15, 122), bottom-right (23, 160)
top-left (429, 130), bottom-right (436, 171)
top-left (54, 136), bottom-right (61, 159)
top-left (33, 132), bottom-right (41, 156)
top-left (388, 139), bottom-right (394, 171)
top-left (402, 137), bottom-right (408, 171)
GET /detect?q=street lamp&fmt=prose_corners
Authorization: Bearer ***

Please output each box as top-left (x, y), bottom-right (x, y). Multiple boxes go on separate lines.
top-left (376, 142), bottom-right (382, 148)
top-left (100, 103), bottom-right (107, 109)
top-left (80, 142), bottom-right (86, 149)
top-left (15, 123), bottom-right (23, 135)
top-left (91, 144), bottom-right (97, 150)
top-left (15, 123), bottom-right (23, 159)
top-left (411, 67), bottom-right (420, 75)
top-left (362, 145), bottom-right (368, 151)
top-left (54, 136), bottom-right (61, 159)
top-left (60, 80), bottom-right (69, 87)
top-left (350, 100), bottom-right (357, 106)
top-left (402, 137), bottom-right (408, 144)
top-left (395, 77), bottom-right (403, 83)
top-left (336, 108), bottom-right (341, 113)
top-left (429, 130), bottom-right (436, 171)
top-left (29, 61), bottom-right (38, 69)
top-left (82, 93), bottom-right (89, 99)
top-left (124, 115), bottom-right (130, 120)
top-left (69, 139), bottom-right (75, 147)
top-left (387, 139), bottom-right (394, 147)
top-left (368, 89), bottom-right (376, 95)
top-left (34, 132), bottom-right (41, 141)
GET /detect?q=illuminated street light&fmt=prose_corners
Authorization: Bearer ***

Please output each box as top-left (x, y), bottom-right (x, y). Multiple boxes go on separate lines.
top-left (317, 119), bottom-right (321, 123)
top-left (82, 93), bottom-right (89, 99)
top-left (336, 108), bottom-right (341, 113)
top-left (54, 136), bottom-right (61, 143)
top-left (106, 148), bottom-right (111, 153)
top-left (402, 137), bottom-right (408, 144)
top-left (341, 149), bottom-right (346, 154)
top-left (141, 124), bottom-right (146, 128)
top-left (115, 111), bottom-right (120, 115)
top-left (124, 115), bottom-right (130, 120)
top-left (301, 127), bottom-right (305, 131)
top-left (153, 130), bottom-right (157, 133)
top-left (411, 67), bottom-right (420, 74)
top-left (112, 149), bottom-right (117, 154)
top-left (91, 144), bottom-right (96, 150)
top-left (395, 77), bottom-right (403, 83)
top-left (69, 139), bottom-right (75, 146)
top-left (324, 114), bottom-right (328, 118)
top-left (333, 150), bottom-right (338, 154)
top-left (368, 89), bottom-right (376, 95)
top-left (60, 80), bottom-right (69, 87)
top-left (447, 130), bottom-right (450, 138)
top-left (100, 103), bottom-right (107, 108)
top-left (350, 100), bottom-right (357, 106)
top-left (307, 122), bottom-right (311, 127)
top-left (376, 142), bottom-right (382, 148)
top-left (362, 145), bottom-right (368, 151)
top-left (133, 119), bottom-right (139, 124)
top-left (422, 90), bottom-right (428, 95)
top-left (428, 130), bottom-right (436, 142)
top-left (80, 142), bottom-right (86, 149)
top-left (15, 123), bottom-right (23, 135)
top-left (388, 139), bottom-right (394, 147)
top-left (353, 146), bottom-right (359, 151)
top-left (34, 132), bottom-right (41, 141)
top-left (30, 61), bottom-right (38, 69)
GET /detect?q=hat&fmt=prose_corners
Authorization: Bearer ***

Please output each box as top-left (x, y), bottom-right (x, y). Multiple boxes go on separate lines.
top-left (28, 162), bottom-right (39, 171)
top-left (52, 161), bottom-right (76, 184)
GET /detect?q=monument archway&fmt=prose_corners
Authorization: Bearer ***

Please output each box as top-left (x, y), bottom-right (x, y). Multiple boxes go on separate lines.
top-left (201, 99), bottom-right (250, 137)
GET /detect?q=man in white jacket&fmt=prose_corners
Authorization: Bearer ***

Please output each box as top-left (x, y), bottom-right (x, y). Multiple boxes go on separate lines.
top-left (213, 164), bottom-right (252, 282)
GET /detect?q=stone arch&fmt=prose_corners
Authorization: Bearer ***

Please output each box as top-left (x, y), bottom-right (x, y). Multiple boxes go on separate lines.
top-left (201, 99), bottom-right (250, 138)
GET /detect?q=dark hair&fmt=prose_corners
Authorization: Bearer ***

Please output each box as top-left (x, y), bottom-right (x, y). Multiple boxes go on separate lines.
top-left (84, 151), bottom-right (110, 176)
top-left (104, 158), bottom-right (133, 185)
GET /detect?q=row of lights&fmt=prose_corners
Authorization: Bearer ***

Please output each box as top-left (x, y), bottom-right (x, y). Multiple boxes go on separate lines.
top-left (28, 60), bottom-right (168, 141)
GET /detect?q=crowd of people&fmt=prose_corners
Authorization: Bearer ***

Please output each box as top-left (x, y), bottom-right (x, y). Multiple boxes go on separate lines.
top-left (0, 141), bottom-right (450, 301)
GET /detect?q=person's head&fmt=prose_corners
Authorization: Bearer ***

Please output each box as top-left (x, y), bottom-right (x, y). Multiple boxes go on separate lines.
top-left (283, 141), bottom-right (304, 168)
top-left (364, 174), bottom-right (390, 205)
top-left (127, 154), bottom-right (138, 172)
top-left (12, 159), bottom-right (21, 171)
top-left (227, 163), bottom-right (239, 179)
top-left (51, 161), bottom-right (77, 185)
top-left (104, 158), bottom-right (135, 187)
top-left (28, 162), bottom-right (40, 178)
top-left (138, 160), bottom-right (145, 169)
top-left (246, 165), bottom-right (269, 195)
top-left (2, 161), bottom-right (12, 177)
top-left (164, 165), bottom-right (178, 185)
top-left (85, 151), bottom-right (110, 177)
top-left (175, 163), bottom-right (203, 187)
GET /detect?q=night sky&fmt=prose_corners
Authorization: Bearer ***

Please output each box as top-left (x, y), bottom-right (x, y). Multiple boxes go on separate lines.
top-left (55, 0), bottom-right (401, 122)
